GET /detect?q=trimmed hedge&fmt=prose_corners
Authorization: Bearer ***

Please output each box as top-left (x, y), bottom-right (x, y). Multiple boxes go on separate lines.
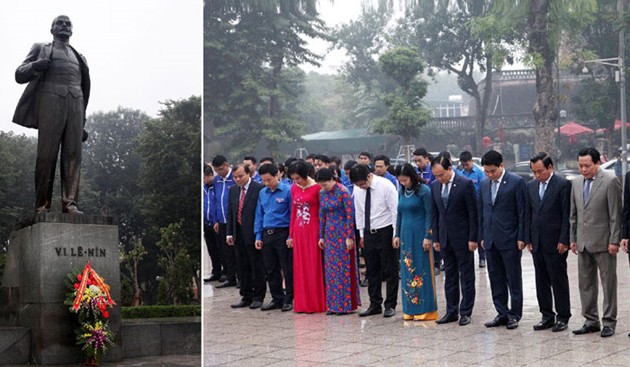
top-left (122, 305), bottom-right (201, 319)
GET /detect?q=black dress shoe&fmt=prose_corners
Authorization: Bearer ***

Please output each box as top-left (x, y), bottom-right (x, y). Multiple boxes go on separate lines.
top-left (359, 306), bottom-right (382, 317)
top-left (383, 308), bottom-right (396, 318)
top-left (484, 316), bottom-right (508, 328)
top-left (459, 315), bottom-right (471, 326)
top-left (506, 319), bottom-right (519, 330)
top-left (249, 301), bottom-right (263, 309)
top-left (552, 321), bottom-right (568, 332)
top-left (572, 324), bottom-right (601, 335)
top-left (533, 318), bottom-right (555, 331)
top-left (601, 326), bottom-right (615, 337)
top-left (261, 302), bottom-right (282, 311)
top-left (216, 281), bottom-right (237, 288)
top-left (203, 274), bottom-right (222, 283)
top-left (281, 303), bottom-right (293, 312)
top-left (230, 300), bottom-right (251, 308)
top-left (436, 314), bottom-right (459, 324)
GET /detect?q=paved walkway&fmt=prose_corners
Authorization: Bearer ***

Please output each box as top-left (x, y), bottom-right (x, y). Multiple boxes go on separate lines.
top-left (49, 354), bottom-right (201, 366)
top-left (204, 251), bottom-right (630, 366)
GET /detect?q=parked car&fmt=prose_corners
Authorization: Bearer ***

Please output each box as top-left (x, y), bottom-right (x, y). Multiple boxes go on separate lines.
top-left (507, 161), bottom-right (534, 182)
top-left (600, 157), bottom-right (628, 175)
top-left (558, 169), bottom-right (581, 181)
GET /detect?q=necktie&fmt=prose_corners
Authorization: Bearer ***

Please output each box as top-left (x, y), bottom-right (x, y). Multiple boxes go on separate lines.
top-left (237, 186), bottom-right (246, 225)
top-left (583, 179), bottom-right (592, 203)
top-left (491, 180), bottom-right (499, 204)
top-left (364, 187), bottom-right (371, 231)
top-left (539, 182), bottom-right (546, 201)
top-left (442, 182), bottom-right (450, 208)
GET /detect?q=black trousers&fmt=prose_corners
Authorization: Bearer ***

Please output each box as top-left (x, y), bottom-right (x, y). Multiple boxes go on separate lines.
top-left (204, 224), bottom-right (222, 276)
top-left (442, 245), bottom-right (475, 317)
top-left (532, 250), bottom-right (571, 322)
top-left (262, 228), bottom-right (293, 304)
top-left (364, 225), bottom-right (398, 309)
top-left (218, 223), bottom-right (237, 282)
top-left (234, 225), bottom-right (266, 302)
top-left (486, 246), bottom-right (523, 321)
top-left (434, 245), bottom-right (443, 269)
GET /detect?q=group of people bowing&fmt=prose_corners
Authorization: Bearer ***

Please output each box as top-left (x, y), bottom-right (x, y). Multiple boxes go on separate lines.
top-left (203, 147), bottom-right (630, 338)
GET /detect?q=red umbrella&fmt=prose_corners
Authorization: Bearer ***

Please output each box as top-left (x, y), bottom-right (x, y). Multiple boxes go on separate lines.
top-left (556, 121), bottom-right (594, 144)
top-left (614, 120), bottom-right (630, 130)
top-left (558, 121), bottom-right (594, 137)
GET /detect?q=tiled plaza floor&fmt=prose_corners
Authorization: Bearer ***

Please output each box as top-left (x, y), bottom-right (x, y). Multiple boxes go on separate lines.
top-left (204, 252), bottom-right (630, 366)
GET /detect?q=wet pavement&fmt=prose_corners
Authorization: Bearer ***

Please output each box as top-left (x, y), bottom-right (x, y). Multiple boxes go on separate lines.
top-left (45, 354), bottom-right (200, 367)
top-left (204, 251), bottom-right (630, 366)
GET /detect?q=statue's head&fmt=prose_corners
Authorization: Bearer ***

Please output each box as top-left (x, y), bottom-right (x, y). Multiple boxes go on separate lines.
top-left (50, 15), bottom-right (73, 40)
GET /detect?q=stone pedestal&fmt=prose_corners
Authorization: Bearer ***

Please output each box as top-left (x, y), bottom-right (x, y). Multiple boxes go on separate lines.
top-left (2, 213), bottom-right (122, 365)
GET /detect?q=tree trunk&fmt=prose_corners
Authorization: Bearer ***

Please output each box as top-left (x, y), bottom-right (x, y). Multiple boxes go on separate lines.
top-left (473, 61), bottom-right (493, 156)
top-left (131, 260), bottom-right (143, 306)
top-left (267, 54), bottom-right (283, 157)
top-left (528, 0), bottom-right (559, 160)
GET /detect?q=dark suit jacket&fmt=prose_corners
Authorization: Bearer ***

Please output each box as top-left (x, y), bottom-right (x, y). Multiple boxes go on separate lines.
top-left (13, 42), bottom-right (91, 129)
top-left (479, 170), bottom-right (527, 250)
top-left (227, 180), bottom-right (263, 246)
top-left (525, 173), bottom-right (571, 253)
top-left (622, 171), bottom-right (630, 239)
top-left (431, 173), bottom-right (478, 250)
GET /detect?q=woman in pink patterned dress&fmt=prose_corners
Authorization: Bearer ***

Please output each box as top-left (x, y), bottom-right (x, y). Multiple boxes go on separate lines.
top-left (316, 168), bottom-right (360, 315)
top-left (287, 161), bottom-right (325, 313)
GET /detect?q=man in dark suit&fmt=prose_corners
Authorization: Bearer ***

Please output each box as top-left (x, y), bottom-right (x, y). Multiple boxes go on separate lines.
top-left (479, 150), bottom-right (527, 330)
top-left (430, 152), bottom-right (478, 326)
top-left (14, 15), bottom-right (90, 214)
top-left (621, 165), bottom-right (630, 337)
top-left (525, 153), bottom-right (571, 332)
top-left (226, 163), bottom-right (266, 309)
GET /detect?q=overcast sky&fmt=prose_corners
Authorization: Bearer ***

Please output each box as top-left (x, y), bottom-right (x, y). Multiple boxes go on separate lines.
top-left (0, 1), bottom-right (202, 136)
top-left (302, 1), bottom-right (363, 74)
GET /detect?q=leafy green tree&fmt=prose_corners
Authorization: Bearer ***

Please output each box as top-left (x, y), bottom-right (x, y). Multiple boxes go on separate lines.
top-left (119, 236), bottom-right (147, 306)
top-left (82, 107), bottom-right (150, 244)
top-left (137, 96), bottom-right (201, 301)
top-left (205, 0), bottom-right (328, 160)
top-left (570, 0), bottom-right (628, 152)
top-left (332, 3), bottom-right (394, 127)
top-left (156, 221), bottom-right (194, 305)
top-left (486, 0), bottom-right (596, 157)
top-left (373, 46), bottom-right (431, 144)
top-left (0, 132), bottom-right (37, 245)
top-left (396, 0), bottom-right (511, 154)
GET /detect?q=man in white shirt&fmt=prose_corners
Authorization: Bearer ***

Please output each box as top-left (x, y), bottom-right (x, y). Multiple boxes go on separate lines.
top-left (350, 164), bottom-right (399, 318)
